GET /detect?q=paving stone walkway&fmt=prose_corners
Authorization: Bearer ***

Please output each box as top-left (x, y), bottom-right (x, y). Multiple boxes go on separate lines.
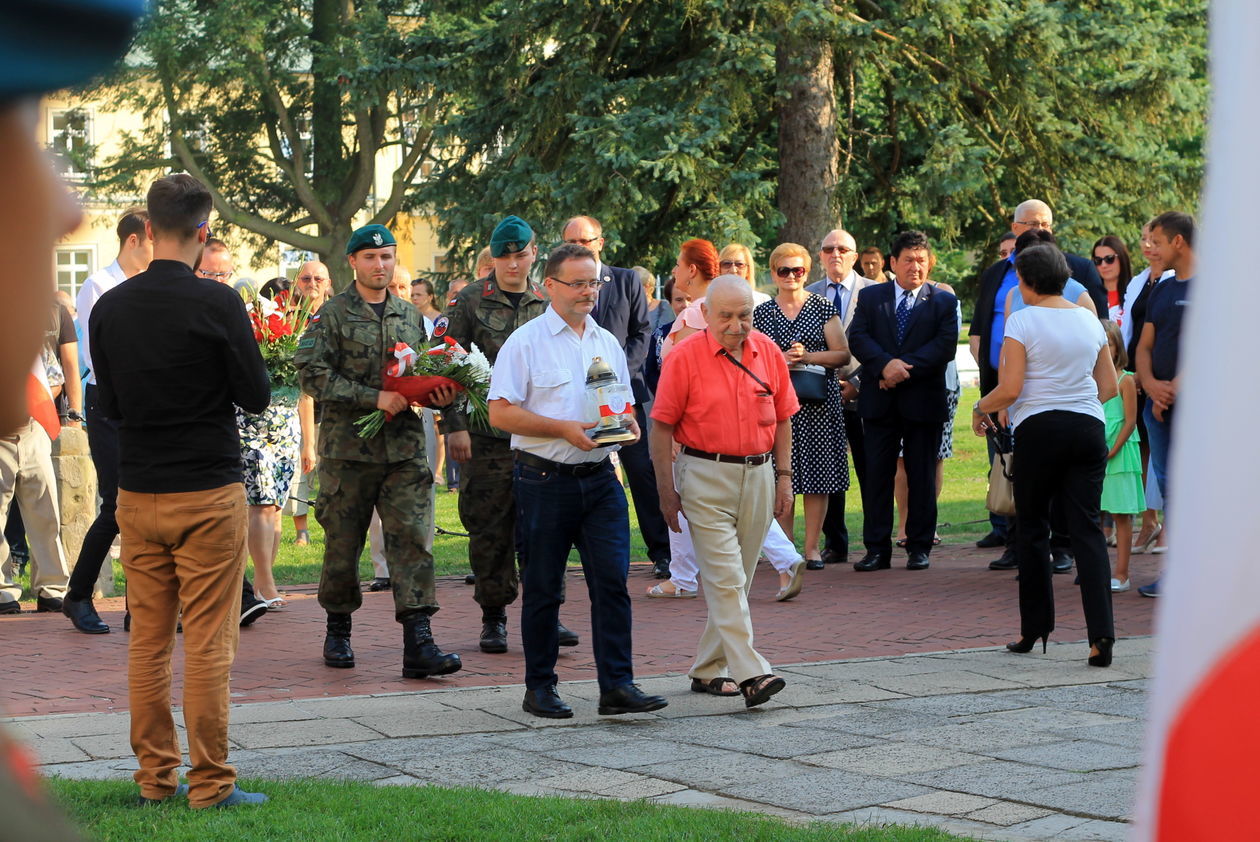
top-left (18, 638), bottom-right (1152, 842)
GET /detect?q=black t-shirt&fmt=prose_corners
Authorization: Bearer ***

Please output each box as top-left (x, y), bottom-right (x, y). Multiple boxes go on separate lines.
top-left (503, 290), bottom-right (524, 309)
top-left (1147, 277), bottom-right (1190, 381)
top-left (368, 299), bottom-right (388, 319)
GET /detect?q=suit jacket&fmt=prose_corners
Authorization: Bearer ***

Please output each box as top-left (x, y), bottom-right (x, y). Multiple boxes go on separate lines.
top-left (592, 261), bottom-right (652, 403)
top-left (848, 281), bottom-right (958, 424)
top-left (969, 250), bottom-right (1106, 395)
top-left (806, 270), bottom-right (879, 380)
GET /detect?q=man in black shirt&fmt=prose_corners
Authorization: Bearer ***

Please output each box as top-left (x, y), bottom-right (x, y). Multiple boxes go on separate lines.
top-left (91, 174), bottom-right (271, 809)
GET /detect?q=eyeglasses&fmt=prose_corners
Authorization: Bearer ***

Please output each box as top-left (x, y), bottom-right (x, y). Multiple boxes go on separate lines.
top-left (1092, 254), bottom-right (1117, 265)
top-left (196, 269), bottom-right (233, 281)
top-left (774, 266), bottom-right (807, 279)
top-left (821, 245), bottom-right (853, 255)
top-left (719, 260), bottom-right (747, 272)
top-left (1014, 219), bottom-right (1051, 230)
top-left (563, 236), bottom-right (602, 247)
top-left (547, 276), bottom-right (610, 291)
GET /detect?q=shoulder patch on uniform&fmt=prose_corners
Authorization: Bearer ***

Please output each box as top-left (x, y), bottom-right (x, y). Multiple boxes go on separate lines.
top-left (298, 335), bottom-right (316, 349)
top-left (310, 313), bottom-right (320, 322)
top-left (432, 315), bottom-right (449, 338)
top-left (482, 281), bottom-right (494, 297)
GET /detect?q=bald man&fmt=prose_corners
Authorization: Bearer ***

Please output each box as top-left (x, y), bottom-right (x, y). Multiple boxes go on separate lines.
top-left (650, 276), bottom-right (797, 707)
top-left (967, 200), bottom-right (1106, 560)
top-left (807, 229), bottom-right (878, 564)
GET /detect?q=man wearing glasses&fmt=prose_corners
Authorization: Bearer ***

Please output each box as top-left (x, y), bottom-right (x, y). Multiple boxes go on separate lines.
top-left (559, 216), bottom-right (671, 579)
top-left (442, 216), bottom-right (571, 656)
top-left (194, 238), bottom-right (234, 284)
top-left (489, 242), bottom-right (666, 719)
top-left (807, 229), bottom-right (877, 565)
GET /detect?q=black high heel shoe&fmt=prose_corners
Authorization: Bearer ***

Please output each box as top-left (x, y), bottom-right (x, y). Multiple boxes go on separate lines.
top-left (1006, 634), bottom-right (1048, 654)
top-left (1088, 637), bottom-right (1114, 667)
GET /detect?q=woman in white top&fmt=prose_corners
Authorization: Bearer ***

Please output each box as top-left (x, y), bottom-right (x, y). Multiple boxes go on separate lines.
top-left (972, 245), bottom-right (1119, 668)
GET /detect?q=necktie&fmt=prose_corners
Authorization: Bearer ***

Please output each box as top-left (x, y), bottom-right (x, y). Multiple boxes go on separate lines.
top-left (830, 282), bottom-right (846, 318)
top-left (896, 289), bottom-right (912, 344)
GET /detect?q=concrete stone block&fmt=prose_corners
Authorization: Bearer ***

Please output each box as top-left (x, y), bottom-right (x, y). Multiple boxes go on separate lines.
top-left (722, 767), bottom-right (931, 815)
top-left (990, 740), bottom-right (1141, 772)
top-left (884, 791), bottom-right (995, 815)
top-left (800, 742), bottom-right (988, 776)
top-left (351, 709), bottom-right (522, 738)
top-left (964, 801), bottom-right (1054, 826)
top-left (547, 737), bottom-right (726, 770)
top-left (230, 718), bottom-right (382, 749)
top-left (632, 750), bottom-right (815, 792)
top-left (896, 760), bottom-right (1085, 800)
top-left (32, 738), bottom-right (90, 764)
top-left (392, 746), bottom-right (588, 788)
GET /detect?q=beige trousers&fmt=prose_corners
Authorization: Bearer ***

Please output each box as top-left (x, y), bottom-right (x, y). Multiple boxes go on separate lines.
top-left (676, 453), bottom-right (773, 684)
top-left (0, 419), bottom-right (70, 603)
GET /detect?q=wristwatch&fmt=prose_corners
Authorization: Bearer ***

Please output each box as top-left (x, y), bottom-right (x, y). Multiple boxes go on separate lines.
top-left (972, 401), bottom-right (984, 416)
top-left (64, 409), bottom-right (85, 422)
top-left (775, 469), bottom-right (793, 478)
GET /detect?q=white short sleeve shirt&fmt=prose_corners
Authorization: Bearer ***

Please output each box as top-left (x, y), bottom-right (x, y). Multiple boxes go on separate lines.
top-left (489, 306), bottom-right (634, 464)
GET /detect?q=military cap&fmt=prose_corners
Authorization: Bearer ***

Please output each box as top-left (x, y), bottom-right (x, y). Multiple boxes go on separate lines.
top-left (490, 216), bottom-right (534, 257)
top-left (0, 0), bottom-right (145, 101)
top-left (346, 224), bottom-right (396, 255)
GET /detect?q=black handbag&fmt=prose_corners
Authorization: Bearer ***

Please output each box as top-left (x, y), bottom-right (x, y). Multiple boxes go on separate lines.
top-left (788, 364), bottom-right (828, 403)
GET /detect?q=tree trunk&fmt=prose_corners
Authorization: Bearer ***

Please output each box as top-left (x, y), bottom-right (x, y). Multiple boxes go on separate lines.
top-left (776, 35), bottom-right (838, 278)
top-left (323, 223), bottom-right (353, 291)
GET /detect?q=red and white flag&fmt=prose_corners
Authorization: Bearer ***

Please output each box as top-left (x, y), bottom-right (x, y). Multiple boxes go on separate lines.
top-left (1133, 2), bottom-right (1260, 838)
top-left (25, 358), bottom-right (60, 441)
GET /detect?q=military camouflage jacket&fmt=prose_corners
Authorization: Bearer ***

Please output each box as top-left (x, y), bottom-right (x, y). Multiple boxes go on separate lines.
top-left (295, 284), bottom-right (427, 463)
top-left (440, 273), bottom-right (547, 438)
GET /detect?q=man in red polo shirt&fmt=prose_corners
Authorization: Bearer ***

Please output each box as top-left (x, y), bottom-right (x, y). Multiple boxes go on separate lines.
top-left (649, 275), bottom-right (798, 708)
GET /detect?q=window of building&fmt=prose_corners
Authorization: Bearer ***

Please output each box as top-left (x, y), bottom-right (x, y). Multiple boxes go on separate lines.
top-left (55, 247), bottom-right (96, 298)
top-left (432, 253), bottom-right (451, 273)
top-left (49, 108), bottom-right (93, 180)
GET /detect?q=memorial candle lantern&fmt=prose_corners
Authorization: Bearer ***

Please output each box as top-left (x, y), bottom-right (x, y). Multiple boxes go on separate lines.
top-left (584, 356), bottom-right (636, 445)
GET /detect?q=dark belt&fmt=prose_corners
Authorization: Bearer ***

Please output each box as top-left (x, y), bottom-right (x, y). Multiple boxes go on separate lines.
top-left (514, 450), bottom-right (609, 477)
top-left (680, 446), bottom-right (772, 465)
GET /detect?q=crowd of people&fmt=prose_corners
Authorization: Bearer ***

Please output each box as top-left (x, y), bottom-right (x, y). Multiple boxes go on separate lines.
top-left (2, 172), bottom-right (1191, 805)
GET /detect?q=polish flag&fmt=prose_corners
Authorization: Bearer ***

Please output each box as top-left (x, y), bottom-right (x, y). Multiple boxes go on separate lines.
top-left (1132, 2), bottom-right (1260, 838)
top-left (25, 359), bottom-right (60, 441)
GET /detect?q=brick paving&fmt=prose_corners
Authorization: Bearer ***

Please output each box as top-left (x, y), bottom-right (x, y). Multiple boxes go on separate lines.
top-left (0, 543), bottom-right (1158, 717)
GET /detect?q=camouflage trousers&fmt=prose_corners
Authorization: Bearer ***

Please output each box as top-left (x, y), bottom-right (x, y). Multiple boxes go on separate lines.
top-left (316, 456), bottom-right (436, 621)
top-left (459, 435), bottom-right (521, 608)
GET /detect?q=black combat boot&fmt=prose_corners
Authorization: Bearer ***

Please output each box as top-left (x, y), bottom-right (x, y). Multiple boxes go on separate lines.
top-left (402, 614), bottom-right (462, 679)
top-left (479, 606), bottom-right (508, 654)
top-left (323, 612), bottom-right (355, 668)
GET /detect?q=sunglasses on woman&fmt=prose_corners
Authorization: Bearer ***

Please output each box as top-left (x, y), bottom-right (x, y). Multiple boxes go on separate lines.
top-left (1092, 254), bottom-right (1117, 265)
top-left (775, 266), bottom-right (806, 278)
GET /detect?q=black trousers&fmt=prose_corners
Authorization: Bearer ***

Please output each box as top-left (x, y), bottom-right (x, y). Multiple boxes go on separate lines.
top-left (822, 407), bottom-right (865, 554)
top-left (863, 414), bottom-right (942, 556)
top-left (67, 384), bottom-right (120, 601)
top-left (619, 405), bottom-right (670, 562)
top-left (1012, 411), bottom-right (1113, 642)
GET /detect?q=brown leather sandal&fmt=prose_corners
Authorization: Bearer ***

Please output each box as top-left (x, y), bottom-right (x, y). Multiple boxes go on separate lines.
top-left (739, 674), bottom-right (786, 708)
top-left (690, 677), bottom-right (740, 696)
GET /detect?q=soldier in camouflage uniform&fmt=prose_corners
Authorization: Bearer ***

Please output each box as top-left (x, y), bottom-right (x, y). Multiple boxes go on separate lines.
top-left (295, 224), bottom-right (462, 679)
top-left (443, 216), bottom-right (580, 654)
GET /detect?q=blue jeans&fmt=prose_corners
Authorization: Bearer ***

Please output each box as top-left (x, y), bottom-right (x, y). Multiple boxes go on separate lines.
top-left (515, 459), bottom-right (634, 693)
top-left (1143, 401), bottom-right (1172, 504)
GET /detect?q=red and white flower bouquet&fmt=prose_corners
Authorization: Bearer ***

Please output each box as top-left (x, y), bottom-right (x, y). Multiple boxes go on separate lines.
top-left (354, 337), bottom-right (491, 438)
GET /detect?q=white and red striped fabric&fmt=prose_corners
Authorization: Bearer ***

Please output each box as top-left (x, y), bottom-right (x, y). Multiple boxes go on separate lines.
top-left (1133, 3), bottom-right (1260, 838)
top-left (25, 358), bottom-right (59, 441)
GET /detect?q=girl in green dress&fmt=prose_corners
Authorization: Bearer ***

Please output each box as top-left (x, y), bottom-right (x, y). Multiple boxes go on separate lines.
top-left (1099, 321), bottom-right (1145, 592)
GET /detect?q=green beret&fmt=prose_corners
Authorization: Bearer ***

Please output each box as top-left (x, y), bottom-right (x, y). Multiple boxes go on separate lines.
top-left (346, 224), bottom-right (396, 255)
top-left (490, 215), bottom-right (534, 257)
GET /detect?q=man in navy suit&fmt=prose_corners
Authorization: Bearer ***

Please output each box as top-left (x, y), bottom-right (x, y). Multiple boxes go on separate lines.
top-left (848, 231), bottom-right (958, 572)
top-left (561, 216), bottom-right (671, 576)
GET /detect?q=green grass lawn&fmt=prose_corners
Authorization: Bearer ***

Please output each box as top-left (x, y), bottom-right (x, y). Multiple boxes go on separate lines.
top-left (106, 386), bottom-right (991, 591)
top-left (48, 778), bottom-right (981, 842)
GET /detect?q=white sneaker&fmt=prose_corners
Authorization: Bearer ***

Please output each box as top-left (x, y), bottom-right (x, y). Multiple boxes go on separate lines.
top-left (1110, 577), bottom-right (1131, 593)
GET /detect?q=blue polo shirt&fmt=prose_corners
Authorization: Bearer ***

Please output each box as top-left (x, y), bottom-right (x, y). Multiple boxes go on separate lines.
top-left (1147, 277), bottom-right (1191, 381)
top-left (989, 255), bottom-right (1019, 370)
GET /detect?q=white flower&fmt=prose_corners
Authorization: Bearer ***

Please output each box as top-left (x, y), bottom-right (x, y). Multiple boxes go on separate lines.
top-left (464, 344), bottom-right (492, 382)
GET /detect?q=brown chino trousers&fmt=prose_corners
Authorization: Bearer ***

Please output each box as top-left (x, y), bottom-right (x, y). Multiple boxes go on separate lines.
top-left (116, 482), bottom-right (247, 808)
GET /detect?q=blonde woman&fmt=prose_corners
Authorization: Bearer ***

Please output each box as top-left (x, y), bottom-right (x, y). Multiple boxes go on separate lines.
top-left (719, 243), bottom-right (770, 305)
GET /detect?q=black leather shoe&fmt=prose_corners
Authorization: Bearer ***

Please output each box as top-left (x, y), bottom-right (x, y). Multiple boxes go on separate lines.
top-left (36, 595), bottom-right (63, 613)
top-left (367, 577), bottom-right (391, 592)
top-left (976, 531), bottom-right (1006, 549)
top-left (557, 621), bottom-right (579, 647)
top-left (821, 548), bottom-right (846, 564)
top-left (63, 595), bottom-right (109, 634)
top-left (1051, 550), bottom-right (1074, 574)
top-left (652, 558), bottom-right (671, 580)
top-left (598, 683), bottom-right (668, 715)
top-left (988, 548), bottom-right (1018, 570)
top-left (805, 558), bottom-right (825, 571)
top-left (906, 551), bottom-right (930, 570)
top-left (523, 685), bottom-right (573, 719)
top-left (464, 573), bottom-right (476, 585)
top-left (323, 612), bottom-right (355, 668)
top-left (853, 552), bottom-right (891, 572)
top-left (479, 607), bottom-right (508, 654)
top-left (401, 614), bottom-right (462, 678)
top-left (0, 601), bottom-right (20, 615)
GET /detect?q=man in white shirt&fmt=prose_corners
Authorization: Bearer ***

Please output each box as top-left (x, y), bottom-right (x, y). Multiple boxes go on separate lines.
top-left (488, 243), bottom-right (667, 721)
top-left (62, 208), bottom-right (150, 634)
top-left (807, 228), bottom-right (877, 565)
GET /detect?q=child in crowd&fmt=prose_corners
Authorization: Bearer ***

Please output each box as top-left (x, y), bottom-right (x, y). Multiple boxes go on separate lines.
top-left (1100, 321), bottom-right (1144, 592)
